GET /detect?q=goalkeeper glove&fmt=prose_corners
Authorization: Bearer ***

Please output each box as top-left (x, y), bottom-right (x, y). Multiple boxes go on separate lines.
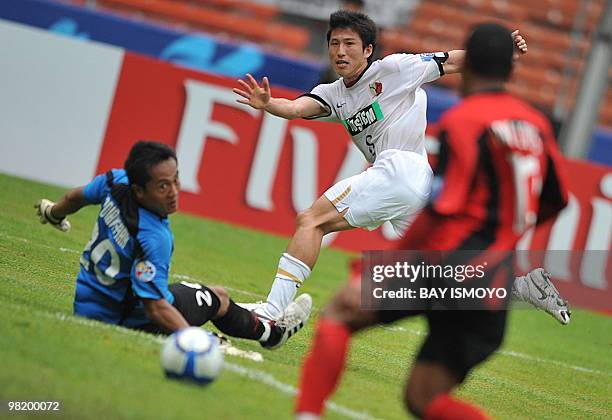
top-left (35, 199), bottom-right (71, 232)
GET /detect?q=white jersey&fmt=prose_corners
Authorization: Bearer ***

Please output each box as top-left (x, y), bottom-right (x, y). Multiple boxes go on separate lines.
top-left (305, 53), bottom-right (445, 163)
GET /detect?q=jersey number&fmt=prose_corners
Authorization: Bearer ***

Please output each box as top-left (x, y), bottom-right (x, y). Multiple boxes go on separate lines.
top-left (180, 281), bottom-right (213, 307)
top-left (80, 222), bottom-right (120, 286)
top-left (365, 135), bottom-right (376, 160)
top-left (509, 153), bottom-right (543, 234)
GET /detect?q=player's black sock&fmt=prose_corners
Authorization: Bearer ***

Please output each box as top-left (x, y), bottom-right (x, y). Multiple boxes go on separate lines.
top-left (213, 300), bottom-right (281, 343)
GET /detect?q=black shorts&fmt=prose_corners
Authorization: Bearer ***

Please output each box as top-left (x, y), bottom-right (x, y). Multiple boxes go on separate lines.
top-left (378, 309), bottom-right (507, 382)
top-left (135, 282), bottom-right (221, 335)
top-left (169, 282), bottom-right (221, 326)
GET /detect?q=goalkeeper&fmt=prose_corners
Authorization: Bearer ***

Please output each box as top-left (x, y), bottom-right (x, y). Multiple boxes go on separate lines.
top-left (35, 141), bottom-right (310, 349)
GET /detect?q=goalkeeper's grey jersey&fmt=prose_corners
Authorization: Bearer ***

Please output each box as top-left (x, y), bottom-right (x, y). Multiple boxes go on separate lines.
top-left (305, 53), bottom-right (444, 163)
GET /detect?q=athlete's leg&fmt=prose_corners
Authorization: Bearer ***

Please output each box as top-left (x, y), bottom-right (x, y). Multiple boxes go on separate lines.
top-left (260, 195), bottom-right (353, 319)
top-left (169, 282), bottom-right (284, 345)
top-left (295, 281), bottom-right (379, 418)
top-left (288, 195), bottom-right (354, 268)
top-left (207, 285), bottom-right (312, 349)
top-left (263, 152), bottom-right (431, 319)
top-left (408, 365), bottom-right (488, 420)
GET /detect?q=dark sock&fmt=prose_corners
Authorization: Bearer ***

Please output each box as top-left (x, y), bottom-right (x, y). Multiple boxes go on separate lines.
top-left (213, 300), bottom-right (278, 342)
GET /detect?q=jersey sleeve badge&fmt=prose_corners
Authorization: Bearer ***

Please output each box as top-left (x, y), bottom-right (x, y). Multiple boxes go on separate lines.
top-left (135, 260), bottom-right (157, 282)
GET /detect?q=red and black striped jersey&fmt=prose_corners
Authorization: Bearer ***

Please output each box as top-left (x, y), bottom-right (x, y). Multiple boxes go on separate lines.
top-left (401, 91), bottom-right (569, 251)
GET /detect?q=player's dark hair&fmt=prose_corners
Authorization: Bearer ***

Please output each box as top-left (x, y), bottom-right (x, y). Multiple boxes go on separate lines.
top-left (124, 141), bottom-right (177, 188)
top-left (327, 10), bottom-right (377, 63)
top-left (465, 23), bottom-right (514, 80)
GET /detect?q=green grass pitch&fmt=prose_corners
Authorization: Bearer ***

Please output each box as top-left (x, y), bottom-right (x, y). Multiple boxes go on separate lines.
top-left (0, 173), bottom-right (610, 419)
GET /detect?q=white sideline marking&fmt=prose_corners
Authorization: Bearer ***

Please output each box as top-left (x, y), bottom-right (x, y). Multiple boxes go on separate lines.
top-left (220, 343), bottom-right (264, 363)
top-left (59, 247), bottom-right (80, 254)
top-left (497, 350), bottom-right (612, 377)
top-left (2, 232), bottom-right (611, 379)
top-left (5, 302), bottom-right (376, 420)
top-left (224, 363), bottom-right (378, 420)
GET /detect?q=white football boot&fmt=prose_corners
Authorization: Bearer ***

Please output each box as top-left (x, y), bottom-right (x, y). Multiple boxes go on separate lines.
top-left (262, 293), bottom-right (312, 350)
top-left (512, 268), bottom-right (571, 325)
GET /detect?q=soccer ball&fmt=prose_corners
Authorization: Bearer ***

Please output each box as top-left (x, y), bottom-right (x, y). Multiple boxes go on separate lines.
top-left (161, 327), bottom-right (224, 385)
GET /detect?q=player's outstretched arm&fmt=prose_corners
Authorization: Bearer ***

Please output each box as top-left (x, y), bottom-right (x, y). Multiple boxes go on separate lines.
top-left (442, 30), bottom-right (528, 74)
top-left (34, 186), bottom-right (89, 232)
top-left (233, 73), bottom-right (325, 119)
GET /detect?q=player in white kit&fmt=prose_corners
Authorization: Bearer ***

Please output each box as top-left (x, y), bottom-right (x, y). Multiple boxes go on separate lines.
top-left (233, 11), bottom-right (568, 325)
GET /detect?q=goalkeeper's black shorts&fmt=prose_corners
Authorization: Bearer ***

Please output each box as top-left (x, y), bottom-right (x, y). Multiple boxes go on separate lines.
top-left (169, 282), bottom-right (221, 326)
top-left (139, 282), bottom-right (221, 334)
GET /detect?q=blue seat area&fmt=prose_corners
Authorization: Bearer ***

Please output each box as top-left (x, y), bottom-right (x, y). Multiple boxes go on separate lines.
top-left (0, 0), bottom-right (323, 91)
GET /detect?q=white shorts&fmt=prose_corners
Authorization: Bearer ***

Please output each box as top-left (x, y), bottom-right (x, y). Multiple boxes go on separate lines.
top-left (324, 149), bottom-right (433, 236)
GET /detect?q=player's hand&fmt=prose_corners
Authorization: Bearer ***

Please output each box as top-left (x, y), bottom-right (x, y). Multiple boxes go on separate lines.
top-left (35, 199), bottom-right (71, 232)
top-left (233, 73), bottom-right (271, 110)
top-left (512, 30), bottom-right (528, 60)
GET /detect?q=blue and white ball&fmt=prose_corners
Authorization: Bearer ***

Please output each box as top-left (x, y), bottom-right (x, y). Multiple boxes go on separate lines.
top-left (161, 327), bottom-right (224, 385)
